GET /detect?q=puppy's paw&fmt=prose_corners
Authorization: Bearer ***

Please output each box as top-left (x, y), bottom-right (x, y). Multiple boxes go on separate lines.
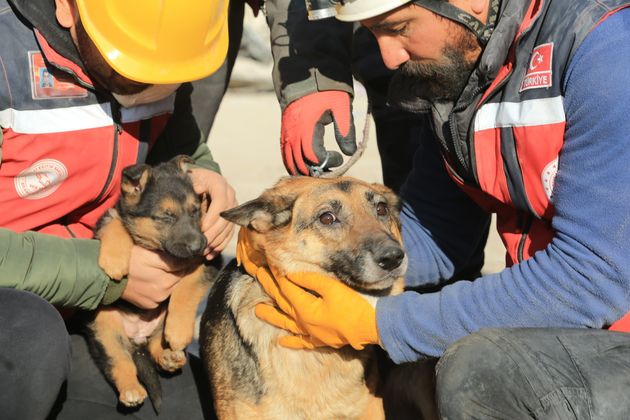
top-left (99, 247), bottom-right (131, 280)
top-left (119, 384), bottom-right (148, 407)
top-left (157, 348), bottom-right (187, 372)
top-left (163, 327), bottom-right (193, 353)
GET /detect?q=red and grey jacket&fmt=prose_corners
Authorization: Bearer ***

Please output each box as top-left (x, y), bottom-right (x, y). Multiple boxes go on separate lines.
top-left (390, 0), bottom-right (630, 328)
top-left (0, 0), bottom-right (173, 239)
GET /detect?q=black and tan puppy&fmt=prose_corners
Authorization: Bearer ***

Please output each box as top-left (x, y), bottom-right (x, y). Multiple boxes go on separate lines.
top-left (200, 176), bottom-right (408, 419)
top-left (85, 155), bottom-right (220, 411)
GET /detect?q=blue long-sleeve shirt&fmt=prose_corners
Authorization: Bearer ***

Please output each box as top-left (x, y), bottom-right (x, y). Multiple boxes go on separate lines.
top-left (376, 9), bottom-right (630, 364)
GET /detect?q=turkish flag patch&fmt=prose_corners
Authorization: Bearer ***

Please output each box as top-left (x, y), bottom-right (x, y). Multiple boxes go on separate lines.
top-left (520, 43), bottom-right (554, 92)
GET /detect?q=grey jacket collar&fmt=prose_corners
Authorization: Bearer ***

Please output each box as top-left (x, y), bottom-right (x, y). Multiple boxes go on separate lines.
top-left (8, 0), bottom-right (87, 75)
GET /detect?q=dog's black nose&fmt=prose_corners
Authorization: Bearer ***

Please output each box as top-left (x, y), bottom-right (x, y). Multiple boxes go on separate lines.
top-left (186, 235), bottom-right (207, 255)
top-left (374, 245), bottom-right (404, 271)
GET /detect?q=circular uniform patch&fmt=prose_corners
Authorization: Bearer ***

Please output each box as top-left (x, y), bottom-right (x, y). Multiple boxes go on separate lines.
top-left (541, 157), bottom-right (558, 202)
top-left (14, 159), bottom-right (68, 200)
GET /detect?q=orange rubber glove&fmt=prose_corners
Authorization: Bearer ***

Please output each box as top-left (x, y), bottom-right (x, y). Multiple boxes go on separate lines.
top-left (236, 228), bottom-right (379, 350)
top-left (280, 90), bottom-right (356, 176)
top-left (254, 271), bottom-right (379, 350)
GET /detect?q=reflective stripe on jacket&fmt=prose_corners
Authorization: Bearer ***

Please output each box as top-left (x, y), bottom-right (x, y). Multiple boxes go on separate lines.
top-left (0, 1), bottom-right (173, 238)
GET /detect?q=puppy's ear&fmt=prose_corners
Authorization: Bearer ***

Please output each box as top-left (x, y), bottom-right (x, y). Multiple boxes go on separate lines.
top-left (200, 192), bottom-right (210, 221)
top-left (121, 164), bottom-right (151, 205)
top-left (220, 194), bottom-right (295, 233)
top-left (171, 155), bottom-right (195, 173)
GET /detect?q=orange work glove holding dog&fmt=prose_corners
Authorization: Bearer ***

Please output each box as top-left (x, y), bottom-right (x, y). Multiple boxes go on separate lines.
top-left (280, 90), bottom-right (356, 176)
top-left (236, 229), bottom-right (379, 350)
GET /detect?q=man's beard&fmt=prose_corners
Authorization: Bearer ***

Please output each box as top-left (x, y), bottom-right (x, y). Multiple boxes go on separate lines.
top-left (398, 28), bottom-right (480, 103)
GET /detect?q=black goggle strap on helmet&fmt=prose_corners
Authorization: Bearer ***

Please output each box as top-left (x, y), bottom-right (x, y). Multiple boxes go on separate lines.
top-left (412, 0), bottom-right (500, 46)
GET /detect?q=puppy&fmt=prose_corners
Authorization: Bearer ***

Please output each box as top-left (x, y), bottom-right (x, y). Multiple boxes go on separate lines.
top-left (200, 176), bottom-right (407, 419)
top-left (84, 155), bottom-right (219, 411)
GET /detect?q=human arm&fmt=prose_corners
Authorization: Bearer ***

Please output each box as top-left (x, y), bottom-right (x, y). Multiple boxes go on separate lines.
top-left (0, 227), bottom-right (198, 310)
top-left (0, 228), bottom-right (114, 310)
top-left (377, 10), bottom-right (630, 362)
top-left (264, 0), bottom-right (357, 174)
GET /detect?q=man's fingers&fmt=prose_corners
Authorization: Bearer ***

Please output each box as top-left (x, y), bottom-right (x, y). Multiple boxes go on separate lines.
top-left (285, 271), bottom-right (338, 299)
top-left (282, 142), bottom-right (298, 175)
top-left (205, 223), bottom-right (235, 258)
top-left (278, 335), bottom-right (322, 350)
top-left (236, 230), bottom-right (258, 276)
top-left (256, 268), bottom-right (296, 317)
top-left (204, 217), bottom-right (234, 249)
top-left (255, 303), bottom-right (305, 335)
top-left (292, 137), bottom-right (310, 175)
top-left (203, 183), bottom-right (236, 232)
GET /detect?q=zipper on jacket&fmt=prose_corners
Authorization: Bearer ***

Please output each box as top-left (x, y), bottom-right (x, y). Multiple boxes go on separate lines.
top-left (446, 81), bottom-right (491, 185)
top-left (93, 103), bottom-right (121, 204)
top-left (516, 212), bottom-right (533, 263)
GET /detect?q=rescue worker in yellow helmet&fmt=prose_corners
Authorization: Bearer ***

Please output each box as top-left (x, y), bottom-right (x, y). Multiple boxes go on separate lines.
top-left (0, 0), bottom-right (236, 418)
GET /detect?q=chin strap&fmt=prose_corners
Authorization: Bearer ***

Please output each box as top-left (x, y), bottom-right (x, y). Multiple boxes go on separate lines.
top-left (413, 0), bottom-right (500, 46)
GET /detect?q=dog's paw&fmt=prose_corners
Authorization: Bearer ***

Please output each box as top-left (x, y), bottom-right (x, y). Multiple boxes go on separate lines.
top-left (119, 384), bottom-right (148, 407)
top-left (163, 328), bottom-right (193, 353)
top-left (99, 251), bottom-right (130, 280)
top-left (157, 348), bottom-right (187, 372)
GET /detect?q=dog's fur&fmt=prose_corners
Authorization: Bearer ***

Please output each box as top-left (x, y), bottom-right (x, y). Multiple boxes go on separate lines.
top-left (200, 176), bottom-right (408, 419)
top-left (84, 155), bottom-right (220, 411)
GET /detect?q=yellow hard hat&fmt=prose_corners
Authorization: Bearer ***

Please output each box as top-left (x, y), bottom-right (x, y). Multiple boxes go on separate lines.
top-left (75, 0), bottom-right (229, 84)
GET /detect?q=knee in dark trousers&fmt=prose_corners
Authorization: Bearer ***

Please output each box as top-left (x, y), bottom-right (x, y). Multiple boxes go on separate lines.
top-left (0, 289), bottom-right (71, 420)
top-left (435, 329), bottom-right (534, 419)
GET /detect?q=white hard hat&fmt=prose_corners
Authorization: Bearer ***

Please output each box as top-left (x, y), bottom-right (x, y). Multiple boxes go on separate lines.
top-left (334, 0), bottom-right (412, 22)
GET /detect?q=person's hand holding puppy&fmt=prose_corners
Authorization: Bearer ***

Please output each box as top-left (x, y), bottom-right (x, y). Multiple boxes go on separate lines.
top-left (189, 168), bottom-right (238, 260)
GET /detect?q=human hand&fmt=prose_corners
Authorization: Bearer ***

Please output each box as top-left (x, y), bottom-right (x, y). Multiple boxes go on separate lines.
top-left (280, 90), bottom-right (356, 175)
top-left (122, 245), bottom-right (189, 309)
top-left (188, 168), bottom-right (237, 260)
top-left (254, 271), bottom-right (379, 350)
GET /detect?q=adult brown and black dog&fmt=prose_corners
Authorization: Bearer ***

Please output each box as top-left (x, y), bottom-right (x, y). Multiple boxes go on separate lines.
top-left (200, 176), bottom-right (410, 419)
top-left (83, 155), bottom-right (220, 411)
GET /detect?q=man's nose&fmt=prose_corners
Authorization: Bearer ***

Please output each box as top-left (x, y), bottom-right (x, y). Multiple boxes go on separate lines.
top-left (376, 36), bottom-right (410, 70)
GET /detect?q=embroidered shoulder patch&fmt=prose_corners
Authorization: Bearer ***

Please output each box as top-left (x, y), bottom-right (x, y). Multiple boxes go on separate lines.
top-left (29, 51), bottom-right (88, 100)
top-left (520, 43), bottom-right (554, 92)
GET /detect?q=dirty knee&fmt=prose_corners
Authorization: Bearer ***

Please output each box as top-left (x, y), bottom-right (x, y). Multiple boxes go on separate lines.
top-left (435, 330), bottom-right (532, 419)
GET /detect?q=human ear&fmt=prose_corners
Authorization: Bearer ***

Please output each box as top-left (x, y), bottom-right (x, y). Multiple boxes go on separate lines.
top-left (55, 0), bottom-right (78, 29)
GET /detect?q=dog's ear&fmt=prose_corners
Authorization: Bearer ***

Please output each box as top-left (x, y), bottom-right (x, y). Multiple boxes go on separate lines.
top-left (220, 194), bottom-right (295, 233)
top-left (121, 164), bottom-right (151, 205)
top-left (171, 155), bottom-right (195, 173)
top-left (200, 192), bottom-right (210, 221)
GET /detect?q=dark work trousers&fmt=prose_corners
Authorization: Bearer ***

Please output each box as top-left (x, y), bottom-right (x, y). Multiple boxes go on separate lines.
top-left (436, 328), bottom-right (630, 419)
top-left (49, 333), bottom-right (215, 420)
top-left (0, 289), bottom-right (71, 420)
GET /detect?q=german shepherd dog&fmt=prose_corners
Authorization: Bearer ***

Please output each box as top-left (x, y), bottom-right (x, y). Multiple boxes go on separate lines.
top-left (200, 176), bottom-right (408, 419)
top-left (84, 155), bottom-right (220, 411)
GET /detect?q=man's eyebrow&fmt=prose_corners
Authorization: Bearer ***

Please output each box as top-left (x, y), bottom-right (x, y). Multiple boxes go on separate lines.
top-left (365, 19), bottom-right (409, 31)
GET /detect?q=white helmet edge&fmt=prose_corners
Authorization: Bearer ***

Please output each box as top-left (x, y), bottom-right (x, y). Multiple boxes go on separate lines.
top-left (334, 0), bottom-right (413, 22)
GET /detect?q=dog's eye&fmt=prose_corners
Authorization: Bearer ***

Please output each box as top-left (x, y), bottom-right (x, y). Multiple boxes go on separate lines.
top-left (154, 212), bottom-right (176, 223)
top-left (319, 211), bottom-right (337, 225)
top-left (376, 202), bottom-right (389, 216)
